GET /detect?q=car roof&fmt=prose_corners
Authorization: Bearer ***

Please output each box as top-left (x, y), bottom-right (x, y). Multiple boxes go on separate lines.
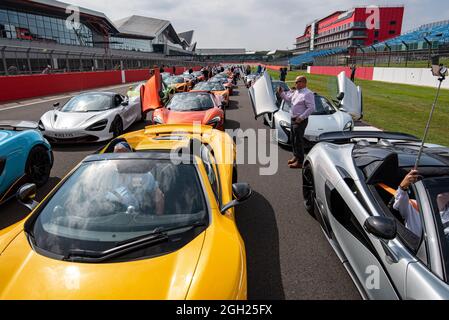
top-left (353, 142), bottom-right (449, 180)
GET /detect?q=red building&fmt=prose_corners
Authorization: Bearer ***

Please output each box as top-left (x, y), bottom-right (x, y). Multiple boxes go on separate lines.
top-left (294, 6), bottom-right (404, 55)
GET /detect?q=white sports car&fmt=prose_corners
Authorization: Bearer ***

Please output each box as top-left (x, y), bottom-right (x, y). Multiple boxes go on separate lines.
top-left (250, 71), bottom-right (362, 146)
top-left (39, 92), bottom-right (142, 143)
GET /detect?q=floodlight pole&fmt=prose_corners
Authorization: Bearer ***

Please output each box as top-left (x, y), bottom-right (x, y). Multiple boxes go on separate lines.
top-left (414, 71), bottom-right (446, 170)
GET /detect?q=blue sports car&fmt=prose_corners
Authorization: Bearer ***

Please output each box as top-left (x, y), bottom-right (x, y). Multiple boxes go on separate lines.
top-left (0, 121), bottom-right (53, 205)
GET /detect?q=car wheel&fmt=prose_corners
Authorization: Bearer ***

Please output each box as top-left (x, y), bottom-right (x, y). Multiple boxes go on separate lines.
top-left (111, 117), bottom-right (123, 138)
top-left (26, 145), bottom-right (51, 187)
top-left (302, 163), bottom-right (317, 219)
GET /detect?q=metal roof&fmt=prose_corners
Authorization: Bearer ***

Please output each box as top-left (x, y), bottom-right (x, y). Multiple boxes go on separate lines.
top-left (24, 0), bottom-right (119, 33)
top-left (178, 30), bottom-right (195, 45)
top-left (114, 15), bottom-right (182, 43)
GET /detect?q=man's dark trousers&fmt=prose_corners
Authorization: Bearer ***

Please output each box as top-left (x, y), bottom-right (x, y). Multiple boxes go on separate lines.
top-left (291, 118), bottom-right (309, 162)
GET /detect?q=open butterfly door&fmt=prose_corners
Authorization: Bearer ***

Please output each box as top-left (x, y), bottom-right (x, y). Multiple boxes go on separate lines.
top-left (140, 69), bottom-right (163, 114)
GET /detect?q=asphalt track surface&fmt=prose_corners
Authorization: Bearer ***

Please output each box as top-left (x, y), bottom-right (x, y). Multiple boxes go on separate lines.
top-left (0, 81), bottom-right (360, 300)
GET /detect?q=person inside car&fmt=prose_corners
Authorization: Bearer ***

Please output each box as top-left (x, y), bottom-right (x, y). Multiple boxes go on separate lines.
top-left (111, 141), bottom-right (165, 215)
top-left (393, 170), bottom-right (449, 238)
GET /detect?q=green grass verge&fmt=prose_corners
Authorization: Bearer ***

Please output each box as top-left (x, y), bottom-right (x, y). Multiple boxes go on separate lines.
top-left (265, 69), bottom-right (449, 147)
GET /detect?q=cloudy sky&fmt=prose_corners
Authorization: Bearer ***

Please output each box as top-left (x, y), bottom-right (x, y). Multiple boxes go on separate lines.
top-left (69, 0), bottom-right (449, 51)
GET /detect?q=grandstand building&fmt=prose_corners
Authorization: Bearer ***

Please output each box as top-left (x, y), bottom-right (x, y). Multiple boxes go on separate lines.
top-left (294, 6), bottom-right (404, 55)
top-left (0, 0), bottom-right (197, 75)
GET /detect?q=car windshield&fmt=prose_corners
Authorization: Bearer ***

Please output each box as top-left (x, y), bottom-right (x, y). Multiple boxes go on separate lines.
top-left (193, 82), bottom-right (225, 91)
top-left (60, 94), bottom-right (112, 112)
top-left (282, 96), bottom-right (335, 115)
top-left (32, 159), bottom-right (207, 257)
top-left (165, 77), bottom-right (184, 85)
top-left (423, 177), bottom-right (449, 278)
top-left (272, 81), bottom-right (289, 92)
top-left (167, 93), bottom-right (214, 111)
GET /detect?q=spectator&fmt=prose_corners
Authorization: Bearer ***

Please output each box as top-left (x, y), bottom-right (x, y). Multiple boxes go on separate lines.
top-left (7, 65), bottom-right (18, 75)
top-left (279, 67), bottom-right (287, 82)
top-left (246, 65), bottom-right (251, 75)
top-left (350, 64), bottom-right (357, 82)
top-left (278, 76), bottom-right (315, 169)
top-left (42, 65), bottom-right (51, 74)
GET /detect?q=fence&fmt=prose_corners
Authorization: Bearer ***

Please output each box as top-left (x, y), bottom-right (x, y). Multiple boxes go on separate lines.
top-left (0, 44), bottom-right (206, 76)
top-left (314, 47), bottom-right (449, 68)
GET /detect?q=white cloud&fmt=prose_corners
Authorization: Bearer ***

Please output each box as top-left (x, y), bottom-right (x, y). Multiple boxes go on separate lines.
top-left (68, 0), bottom-right (449, 50)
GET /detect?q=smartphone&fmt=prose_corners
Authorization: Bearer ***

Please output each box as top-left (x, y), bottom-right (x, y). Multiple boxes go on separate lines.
top-left (432, 65), bottom-right (449, 77)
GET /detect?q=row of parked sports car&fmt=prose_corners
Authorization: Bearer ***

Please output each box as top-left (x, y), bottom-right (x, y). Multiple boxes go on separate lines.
top-left (1, 67), bottom-right (449, 299)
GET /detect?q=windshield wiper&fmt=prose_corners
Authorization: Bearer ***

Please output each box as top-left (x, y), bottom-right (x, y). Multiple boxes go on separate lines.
top-left (63, 221), bottom-right (207, 263)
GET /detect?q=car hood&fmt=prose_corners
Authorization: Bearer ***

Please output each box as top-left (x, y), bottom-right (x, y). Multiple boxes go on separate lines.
top-left (305, 111), bottom-right (352, 141)
top-left (41, 110), bottom-right (111, 130)
top-left (0, 231), bottom-right (206, 299)
top-left (0, 131), bottom-right (17, 144)
top-left (158, 108), bottom-right (220, 125)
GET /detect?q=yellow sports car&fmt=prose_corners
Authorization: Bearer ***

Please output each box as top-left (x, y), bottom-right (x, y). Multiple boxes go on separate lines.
top-left (0, 124), bottom-right (250, 300)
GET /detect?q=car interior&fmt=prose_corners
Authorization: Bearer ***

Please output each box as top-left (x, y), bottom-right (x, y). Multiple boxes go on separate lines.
top-left (353, 143), bottom-right (423, 250)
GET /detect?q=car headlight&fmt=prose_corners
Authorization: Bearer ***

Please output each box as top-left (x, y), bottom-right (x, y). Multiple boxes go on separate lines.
top-left (153, 115), bottom-right (164, 124)
top-left (343, 121), bottom-right (353, 131)
top-left (279, 120), bottom-right (290, 129)
top-left (38, 120), bottom-right (45, 131)
top-left (86, 119), bottom-right (108, 131)
top-left (206, 116), bottom-right (222, 128)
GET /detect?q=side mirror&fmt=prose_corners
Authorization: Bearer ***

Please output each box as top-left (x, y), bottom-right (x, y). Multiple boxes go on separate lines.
top-left (336, 92), bottom-right (344, 101)
top-left (53, 102), bottom-right (60, 109)
top-left (17, 183), bottom-right (39, 211)
top-left (220, 183), bottom-right (252, 214)
top-left (121, 100), bottom-right (129, 107)
top-left (364, 216), bottom-right (399, 263)
top-left (364, 216), bottom-right (397, 240)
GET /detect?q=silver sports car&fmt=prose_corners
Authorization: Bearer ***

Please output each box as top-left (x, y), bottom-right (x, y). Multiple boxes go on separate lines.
top-left (39, 92), bottom-right (142, 143)
top-left (303, 131), bottom-right (449, 299)
top-left (249, 71), bottom-right (361, 145)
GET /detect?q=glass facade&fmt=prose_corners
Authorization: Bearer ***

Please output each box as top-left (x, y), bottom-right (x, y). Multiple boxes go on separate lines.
top-left (0, 8), bottom-right (93, 46)
top-left (109, 36), bottom-right (153, 52)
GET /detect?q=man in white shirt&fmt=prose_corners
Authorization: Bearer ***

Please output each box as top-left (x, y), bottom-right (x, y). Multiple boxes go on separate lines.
top-left (394, 170), bottom-right (449, 237)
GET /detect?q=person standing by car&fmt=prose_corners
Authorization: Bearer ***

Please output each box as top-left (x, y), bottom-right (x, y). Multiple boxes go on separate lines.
top-left (278, 76), bottom-right (315, 169)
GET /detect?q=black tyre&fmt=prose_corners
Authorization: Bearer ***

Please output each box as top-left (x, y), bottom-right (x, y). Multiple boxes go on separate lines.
top-left (302, 163), bottom-right (317, 219)
top-left (26, 145), bottom-right (51, 187)
top-left (111, 117), bottom-right (123, 138)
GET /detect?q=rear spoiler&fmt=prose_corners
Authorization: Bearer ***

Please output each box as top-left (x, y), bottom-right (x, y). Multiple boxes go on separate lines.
top-left (0, 121), bottom-right (38, 130)
top-left (318, 131), bottom-right (421, 144)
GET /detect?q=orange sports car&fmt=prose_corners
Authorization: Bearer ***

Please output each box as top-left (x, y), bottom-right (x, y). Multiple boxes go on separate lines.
top-left (165, 76), bottom-right (190, 93)
top-left (152, 92), bottom-right (225, 130)
top-left (191, 81), bottom-right (230, 107)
